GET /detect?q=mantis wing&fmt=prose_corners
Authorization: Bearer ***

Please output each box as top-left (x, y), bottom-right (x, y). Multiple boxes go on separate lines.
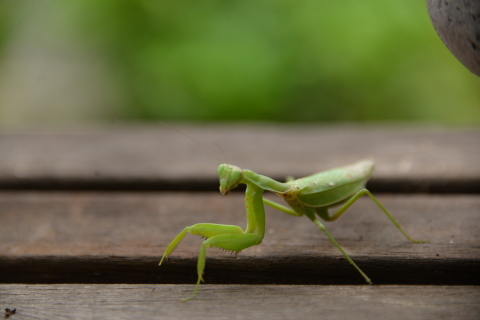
top-left (292, 160), bottom-right (374, 207)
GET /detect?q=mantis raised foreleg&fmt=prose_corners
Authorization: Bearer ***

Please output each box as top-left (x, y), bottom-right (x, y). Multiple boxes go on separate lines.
top-left (159, 160), bottom-right (425, 301)
top-left (159, 183), bottom-right (266, 301)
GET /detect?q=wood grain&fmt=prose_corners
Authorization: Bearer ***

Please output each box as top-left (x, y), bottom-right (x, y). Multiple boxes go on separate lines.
top-left (0, 125), bottom-right (478, 192)
top-left (0, 192), bottom-right (478, 284)
top-left (0, 125), bottom-right (479, 318)
top-left (1, 284), bottom-right (479, 320)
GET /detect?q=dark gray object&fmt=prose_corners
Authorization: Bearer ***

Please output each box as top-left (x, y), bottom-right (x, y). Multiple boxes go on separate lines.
top-left (427, 0), bottom-right (480, 76)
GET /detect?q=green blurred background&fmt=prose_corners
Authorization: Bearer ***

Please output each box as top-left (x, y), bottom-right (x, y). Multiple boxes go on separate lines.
top-left (0, 0), bottom-right (479, 128)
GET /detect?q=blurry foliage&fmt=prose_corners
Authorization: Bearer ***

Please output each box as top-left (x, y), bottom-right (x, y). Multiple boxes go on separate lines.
top-left (1, 0), bottom-right (479, 124)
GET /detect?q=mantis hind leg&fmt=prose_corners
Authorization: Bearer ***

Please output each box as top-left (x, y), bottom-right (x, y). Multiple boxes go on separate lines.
top-left (316, 188), bottom-right (426, 243)
top-left (309, 215), bottom-right (372, 284)
top-left (183, 233), bottom-right (262, 301)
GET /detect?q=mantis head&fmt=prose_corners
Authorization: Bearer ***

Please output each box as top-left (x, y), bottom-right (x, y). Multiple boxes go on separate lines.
top-left (217, 164), bottom-right (243, 195)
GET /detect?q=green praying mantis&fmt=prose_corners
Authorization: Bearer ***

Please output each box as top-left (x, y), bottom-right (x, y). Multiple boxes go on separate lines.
top-left (159, 159), bottom-right (425, 301)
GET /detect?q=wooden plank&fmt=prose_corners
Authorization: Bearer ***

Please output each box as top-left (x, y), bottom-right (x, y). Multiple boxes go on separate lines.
top-left (1, 284), bottom-right (479, 320)
top-left (1, 192), bottom-right (478, 284)
top-left (0, 125), bottom-right (478, 192)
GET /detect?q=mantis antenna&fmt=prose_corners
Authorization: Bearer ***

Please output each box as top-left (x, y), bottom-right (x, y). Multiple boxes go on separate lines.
top-left (158, 121), bottom-right (224, 163)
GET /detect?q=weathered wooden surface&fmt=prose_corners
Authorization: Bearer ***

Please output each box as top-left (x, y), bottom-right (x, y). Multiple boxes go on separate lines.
top-left (0, 124), bottom-right (478, 192)
top-left (0, 192), bottom-right (478, 284)
top-left (0, 125), bottom-right (479, 318)
top-left (1, 284), bottom-right (479, 320)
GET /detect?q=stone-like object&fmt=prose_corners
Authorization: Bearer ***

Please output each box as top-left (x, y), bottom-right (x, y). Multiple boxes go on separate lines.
top-left (427, 0), bottom-right (480, 76)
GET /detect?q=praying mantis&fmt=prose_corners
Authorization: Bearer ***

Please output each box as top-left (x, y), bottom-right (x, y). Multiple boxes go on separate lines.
top-left (159, 159), bottom-right (425, 301)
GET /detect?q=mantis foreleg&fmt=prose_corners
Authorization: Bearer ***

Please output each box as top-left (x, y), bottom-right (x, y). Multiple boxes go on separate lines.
top-left (159, 223), bottom-right (244, 265)
top-left (161, 183), bottom-right (266, 301)
top-left (183, 232), bottom-right (262, 301)
top-left (159, 224), bottom-right (261, 301)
